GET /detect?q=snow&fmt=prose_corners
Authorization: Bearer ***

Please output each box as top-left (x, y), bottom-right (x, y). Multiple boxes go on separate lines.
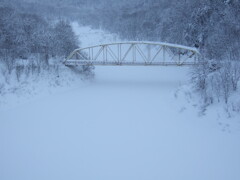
top-left (0, 22), bottom-right (240, 180)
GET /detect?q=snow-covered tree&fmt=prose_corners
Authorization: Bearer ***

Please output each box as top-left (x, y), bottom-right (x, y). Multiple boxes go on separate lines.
top-left (52, 20), bottom-right (78, 57)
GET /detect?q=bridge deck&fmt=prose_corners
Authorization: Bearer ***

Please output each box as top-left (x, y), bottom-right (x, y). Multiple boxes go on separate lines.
top-left (64, 60), bottom-right (200, 66)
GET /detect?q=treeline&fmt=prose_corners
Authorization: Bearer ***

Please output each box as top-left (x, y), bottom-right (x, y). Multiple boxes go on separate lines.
top-left (0, 6), bottom-right (78, 68)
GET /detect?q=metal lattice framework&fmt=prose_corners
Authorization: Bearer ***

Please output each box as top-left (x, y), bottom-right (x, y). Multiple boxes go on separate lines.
top-left (64, 41), bottom-right (200, 66)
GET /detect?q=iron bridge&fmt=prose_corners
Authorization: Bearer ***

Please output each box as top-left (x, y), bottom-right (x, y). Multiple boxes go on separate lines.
top-left (64, 41), bottom-right (200, 66)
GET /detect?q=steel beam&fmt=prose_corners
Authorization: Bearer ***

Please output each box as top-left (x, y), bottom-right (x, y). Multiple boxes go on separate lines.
top-left (64, 41), bottom-right (201, 67)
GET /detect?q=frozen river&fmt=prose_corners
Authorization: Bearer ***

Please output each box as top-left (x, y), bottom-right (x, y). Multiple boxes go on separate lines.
top-left (1, 65), bottom-right (240, 180)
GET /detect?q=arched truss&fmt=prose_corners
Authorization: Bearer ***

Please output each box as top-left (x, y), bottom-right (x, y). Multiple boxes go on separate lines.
top-left (64, 41), bottom-right (200, 66)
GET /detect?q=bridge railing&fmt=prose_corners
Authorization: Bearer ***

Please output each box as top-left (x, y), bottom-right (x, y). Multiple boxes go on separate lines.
top-left (64, 41), bottom-right (201, 66)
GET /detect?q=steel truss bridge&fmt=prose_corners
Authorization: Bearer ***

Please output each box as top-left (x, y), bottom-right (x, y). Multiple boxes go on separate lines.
top-left (64, 41), bottom-right (200, 66)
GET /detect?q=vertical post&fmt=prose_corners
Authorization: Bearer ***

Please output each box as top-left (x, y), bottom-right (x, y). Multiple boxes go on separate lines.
top-left (106, 46), bottom-right (108, 63)
top-left (88, 49), bottom-right (90, 60)
top-left (194, 53), bottom-right (197, 65)
top-left (92, 48), bottom-right (93, 62)
top-left (132, 44), bottom-right (136, 63)
top-left (148, 45), bottom-right (151, 63)
top-left (163, 46), bottom-right (166, 64)
top-left (118, 44), bottom-right (120, 63)
top-left (179, 51), bottom-right (181, 65)
top-left (103, 46), bottom-right (106, 63)
top-left (119, 44), bottom-right (122, 63)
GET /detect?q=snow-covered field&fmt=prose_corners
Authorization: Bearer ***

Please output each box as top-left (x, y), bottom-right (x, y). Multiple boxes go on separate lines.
top-left (0, 23), bottom-right (240, 180)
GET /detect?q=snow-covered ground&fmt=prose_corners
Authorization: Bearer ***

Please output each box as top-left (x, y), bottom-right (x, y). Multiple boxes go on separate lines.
top-left (0, 23), bottom-right (240, 180)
